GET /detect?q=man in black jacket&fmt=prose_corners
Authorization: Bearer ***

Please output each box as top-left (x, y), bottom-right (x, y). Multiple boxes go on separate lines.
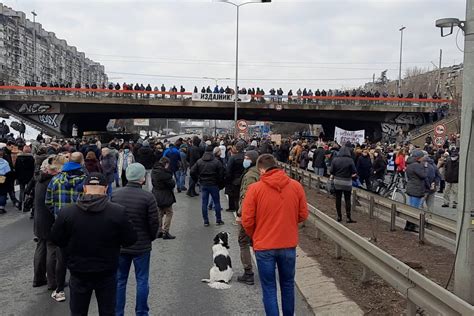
top-left (50, 173), bottom-right (137, 316)
top-left (312, 144), bottom-right (326, 176)
top-left (190, 145), bottom-right (225, 226)
top-left (111, 163), bottom-right (159, 315)
top-left (442, 149), bottom-right (459, 208)
top-left (135, 141), bottom-right (156, 191)
top-left (225, 141), bottom-right (245, 212)
top-left (186, 136), bottom-right (203, 197)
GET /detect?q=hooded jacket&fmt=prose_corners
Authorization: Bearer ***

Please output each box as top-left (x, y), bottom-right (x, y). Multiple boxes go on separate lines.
top-left (50, 195), bottom-right (137, 275)
top-left (241, 168), bottom-right (308, 251)
top-left (405, 157), bottom-right (427, 198)
top-left (330, 147), bottom-right (356, 179)
top-left (190, 152), bottom-right (224, 187)
top-left (45, 162), bottom-right (86, 216)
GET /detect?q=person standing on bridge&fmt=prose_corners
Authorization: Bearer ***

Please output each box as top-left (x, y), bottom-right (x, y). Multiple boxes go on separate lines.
top-left (112, 163), bottom-right (159, 315)
top-left (242, 154), bottom-right (308, 316)
top-left (51, 173), bottom-right (137, 316)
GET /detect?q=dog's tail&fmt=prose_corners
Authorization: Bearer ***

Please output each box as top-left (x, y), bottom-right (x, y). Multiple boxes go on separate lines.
top-left (207, 282), bottom-right (231, 290)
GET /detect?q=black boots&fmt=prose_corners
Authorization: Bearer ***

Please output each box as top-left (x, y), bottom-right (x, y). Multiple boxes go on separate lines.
top-left (237, 272), bottom-right (254, 285)
top-left (163, 232), bottom-right (176, 240)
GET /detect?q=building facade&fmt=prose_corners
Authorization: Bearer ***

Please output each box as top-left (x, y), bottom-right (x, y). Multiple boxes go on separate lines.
top-left (0, 3), bottom-right (107, 85)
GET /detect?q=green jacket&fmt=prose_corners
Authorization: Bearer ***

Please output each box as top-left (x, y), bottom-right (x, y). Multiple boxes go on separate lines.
top-left (237, 166), bottom-right (260, 216)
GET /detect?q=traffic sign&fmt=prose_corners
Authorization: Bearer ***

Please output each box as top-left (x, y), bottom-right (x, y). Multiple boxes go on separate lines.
top-left (434, 136), bottom-right (444, 147)
top-left (275, 104), bottom-right (283, 111)
top-left (236, 119), bottom-right (248, 132)
top-left (434, 124), bottom-right (447, 136)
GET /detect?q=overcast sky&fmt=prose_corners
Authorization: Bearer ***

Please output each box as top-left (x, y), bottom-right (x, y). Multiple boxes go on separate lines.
top-left (3, 0), bottom-right (467, 91)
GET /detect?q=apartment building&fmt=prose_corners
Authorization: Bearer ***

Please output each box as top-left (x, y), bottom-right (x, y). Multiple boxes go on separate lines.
top-left (0, 3), bottom-right (107, 85)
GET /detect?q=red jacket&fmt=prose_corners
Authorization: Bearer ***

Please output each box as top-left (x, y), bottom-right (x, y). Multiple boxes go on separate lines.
top-left (242, 168), bottom-right (308, 251)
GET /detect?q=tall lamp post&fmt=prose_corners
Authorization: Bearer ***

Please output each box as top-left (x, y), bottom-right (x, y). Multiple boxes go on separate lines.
top-left (214, 0), bottom-right (271, 129)
top-left (31, 11), bottom-right (37, 82)
top-left (435, 1), bottom-right (474, 304)
top-left (398, 26), bottom-right (406, 97)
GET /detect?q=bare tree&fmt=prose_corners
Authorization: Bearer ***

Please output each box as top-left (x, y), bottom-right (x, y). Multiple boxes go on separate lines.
top-left (404, 66), bottom-right (430, 79)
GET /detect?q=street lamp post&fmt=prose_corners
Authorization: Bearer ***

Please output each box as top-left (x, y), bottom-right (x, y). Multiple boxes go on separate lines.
top-left (398, 26), bottom-right (406, 97)
top-left (31, 11), bottom-right (37, 82)
top-left (214, 0), bottom-right (271, 129)
top-left (435, 0), bottom-right (474, 304)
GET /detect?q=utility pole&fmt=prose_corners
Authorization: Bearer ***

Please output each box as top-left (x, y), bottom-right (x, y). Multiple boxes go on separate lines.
top-left (454, 0), bottom-right (474, 304)
top-left (437, 49), bottom-right (443, 94)
top-left (398, 26), bottom-right (406, 96)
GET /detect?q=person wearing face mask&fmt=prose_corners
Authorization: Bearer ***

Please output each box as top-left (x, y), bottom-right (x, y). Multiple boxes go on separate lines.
top-left (442, 149), bottom-right (459, 208)
top-left (118, 144), bottom-right (135, 187)
top-left (236, 150), bottom-right (260, 285)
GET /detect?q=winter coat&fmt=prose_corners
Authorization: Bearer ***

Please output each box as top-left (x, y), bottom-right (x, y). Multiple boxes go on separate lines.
top-left (50, 195), bottom-right (137, 275)
top-left (135, 146), bottom-right (156, 170)
top-left (226, 152), bottom-right (245, 187)
top-left (372, 156), bottom-right (387, 180)
top-left (101, 154), bottom-right (116, 184)
top-left (33, 172), bottom-right (55, 239)
top-left (395, 155), bottom-right (406, 172)
top-left (425, 158), bottom-right (441, 194)
top-left (190, 152), bottom-right (224, 187)
top-left (178, 151), bottom-right (189, 171)
top-left (299, 150), bottom-right (309, 169)
top-left (163, 147), bottom-right (181, 173)
top-left (312, 147), bottom-right (326, 169)
top-left (111, 183), bottom-right (159, 255)
top-left (81, 144), bottom-right (100, 160)
top-left (14, 153), bottom-right (35, 185)
top-left (444, 158), bottom-right (459, 183)
top-left (356, 155), bottom-right (372, 179)
top-left (85, 158), bottom-right (103, 174)
top-left (405, 157), bottom-right (427, 198)
top-left (237, 165), bottom-right (260, 217)
top-left (118, 151), bottom-right (135, 176)
top-left (151, 165), bottom-right (176, 208)
top-left (187, 145), bottom-right (203, 167)
top-left (45, 162), bottom-right (86, 216)
top-left (330, 147), bottom-right (357, 191)
top-left (241, 168), bottom-right (308, 251)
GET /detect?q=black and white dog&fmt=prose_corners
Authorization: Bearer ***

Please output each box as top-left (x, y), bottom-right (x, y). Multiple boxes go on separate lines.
top-left (201, 232), bottom-right (233, 289)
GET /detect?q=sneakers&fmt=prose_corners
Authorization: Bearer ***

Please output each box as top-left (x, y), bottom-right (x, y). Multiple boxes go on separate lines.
top-left (237, 273), bottom-right (255, 285)
top-left (216, 221), bottom-right (225, 226)
top-left (51, 290), bottom-right (66, 302)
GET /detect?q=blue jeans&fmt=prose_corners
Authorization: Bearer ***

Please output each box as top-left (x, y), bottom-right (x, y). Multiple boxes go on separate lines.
top-left (116, 252), bottom-right (151, 316)
top-left (107, 182), bottom-right (113, 198)
top-left (0, 194), bottom-right (7, 208)
top-left (201, 185), bottom-right (222, 224)
top-left (255, 248), bottom-right (296, 316)
top-left (408, 195), bottom-right (423, 209)
top-left (314, 167), bottom-right (325, 177)
top-left (176, 170), bottom-right (186, 190)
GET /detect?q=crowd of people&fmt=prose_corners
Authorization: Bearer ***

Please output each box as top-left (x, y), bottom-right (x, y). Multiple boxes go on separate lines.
top-left (0, 80), bottom-right (449, 104)
top-left (0, 132), bottom-right (312, 315)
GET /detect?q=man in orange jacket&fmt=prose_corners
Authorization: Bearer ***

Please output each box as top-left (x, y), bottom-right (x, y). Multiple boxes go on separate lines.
top-left (242, 154), bottom-right (308, 316)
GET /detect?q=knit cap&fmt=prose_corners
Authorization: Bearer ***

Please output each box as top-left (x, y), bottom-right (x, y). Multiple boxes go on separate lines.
top-left (126, 163), bottom-right (146, 182)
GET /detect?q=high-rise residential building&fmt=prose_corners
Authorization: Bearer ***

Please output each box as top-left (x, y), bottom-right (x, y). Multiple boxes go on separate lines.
top-left (0, 3), bottom-right (107, 85)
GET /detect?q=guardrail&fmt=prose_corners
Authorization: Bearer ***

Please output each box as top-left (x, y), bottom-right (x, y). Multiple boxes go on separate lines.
top-left (0, 85), bottom-right (452, 108)
top-left (305, 203), bottom-right (474, 315)
top-left (278, 162), bottom-right (457, 244)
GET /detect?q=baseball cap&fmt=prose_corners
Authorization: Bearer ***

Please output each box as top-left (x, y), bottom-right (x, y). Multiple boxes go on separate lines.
top-left (84, 173), bottom-right (107, 186)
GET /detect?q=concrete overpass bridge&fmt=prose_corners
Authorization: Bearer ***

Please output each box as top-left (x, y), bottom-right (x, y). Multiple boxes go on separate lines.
top-left (0, 86), bottom-right (451, 138)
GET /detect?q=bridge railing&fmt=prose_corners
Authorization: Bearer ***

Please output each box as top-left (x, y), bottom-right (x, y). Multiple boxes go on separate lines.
top-left (0, 85), bottom-right (452, 109)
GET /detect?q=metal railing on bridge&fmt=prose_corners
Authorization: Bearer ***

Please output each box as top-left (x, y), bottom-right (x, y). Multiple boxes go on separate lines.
top-left (0, 85), bottom-right (452, 109)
